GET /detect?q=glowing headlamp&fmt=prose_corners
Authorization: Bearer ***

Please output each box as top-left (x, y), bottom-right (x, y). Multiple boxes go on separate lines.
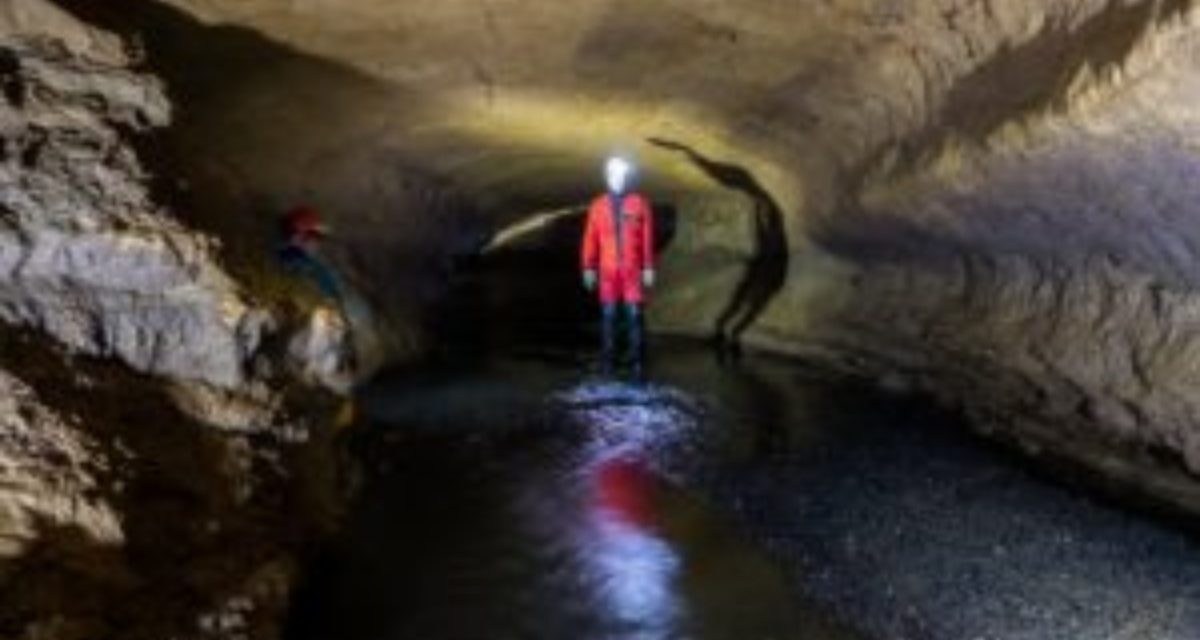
top-left (605, 156), bottom-right (635, 193)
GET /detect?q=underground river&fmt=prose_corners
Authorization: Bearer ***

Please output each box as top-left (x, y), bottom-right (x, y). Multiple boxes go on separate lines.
top-left (283, 250), bottom-right (1200, 640)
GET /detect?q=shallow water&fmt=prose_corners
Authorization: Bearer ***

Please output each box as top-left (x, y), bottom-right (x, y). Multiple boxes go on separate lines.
top-left (286, 344), bottom-right (1200, 640)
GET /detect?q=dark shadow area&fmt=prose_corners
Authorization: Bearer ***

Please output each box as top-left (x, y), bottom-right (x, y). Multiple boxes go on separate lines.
top-left (0, 516), bottom-right (132, 638)
top-left (0, 48), bottom-right (23, 108)
top-left (648, 138), bottom-right (789, 354)
top-left (811, 198), bottom-right (969, 270)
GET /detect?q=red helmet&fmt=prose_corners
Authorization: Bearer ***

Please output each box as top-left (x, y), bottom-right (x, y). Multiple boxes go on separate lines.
top-left (283, 205), bottom-right (328, 241)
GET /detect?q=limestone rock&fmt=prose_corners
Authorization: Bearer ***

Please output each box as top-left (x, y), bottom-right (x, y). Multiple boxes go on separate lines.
top-left (0, 30), bottom-right (266, 388)
top-left (0, 7), bottom-right (356, 638)
top-left (286, 306), bottom-right (354, 393)
top-left (0, 368), bottom-right (122, 560)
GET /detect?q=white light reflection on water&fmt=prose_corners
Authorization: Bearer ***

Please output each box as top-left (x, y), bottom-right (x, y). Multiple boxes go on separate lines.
top-left (577, 451), bottom-right (683, 639)
top-left (554, 379), bottom-right (704, 459)
top-left (552, 379), bottom-right (705, 639)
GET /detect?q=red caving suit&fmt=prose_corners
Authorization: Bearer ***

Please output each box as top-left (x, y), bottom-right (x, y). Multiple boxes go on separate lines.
top-left (580, 193), bottom-right (655, 304)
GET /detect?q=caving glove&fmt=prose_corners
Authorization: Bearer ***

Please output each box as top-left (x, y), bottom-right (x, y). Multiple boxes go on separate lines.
top-left (583, 269), bottom-right (598, 291)
top-left (642, 269), bottom-right (656, 289)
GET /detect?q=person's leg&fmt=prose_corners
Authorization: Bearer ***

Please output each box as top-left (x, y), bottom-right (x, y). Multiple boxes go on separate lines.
top-left (625, 303), bottom-right (644, 375)
top-left (619, 267), bottom-right (646, 377)
top-left (600, 302), bottom-right (618, 370)
top-left (597, 271), bottom-right (621, 371)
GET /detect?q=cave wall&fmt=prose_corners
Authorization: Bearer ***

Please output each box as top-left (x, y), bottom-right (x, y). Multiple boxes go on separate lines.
top-left (34, 0), bottom-right (1200, 512)
top-left (824, 22), bottom-right (1200, 504)
top-left (46, 0), bottom-right (492, 369)
top-left (655, 0), bottom-right (1200, 509)
top-left (1, 4), bottom-right (357, 638)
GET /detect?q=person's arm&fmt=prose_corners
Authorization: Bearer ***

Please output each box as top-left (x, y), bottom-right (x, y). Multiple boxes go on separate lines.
top-left (581, 201), bottom-right (599, 289)
top-left (640, 197), bottom-right (656, 288)
top-left (641, 197), bottom-right (655, 271)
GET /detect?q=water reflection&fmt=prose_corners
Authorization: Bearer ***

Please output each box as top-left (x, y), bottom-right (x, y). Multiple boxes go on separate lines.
top-left (287, 368), bottom-right (858, 640)
top-left (552, 380), bottom-right (697, 638)
top-left (584, 453), bottom-right (682, 636)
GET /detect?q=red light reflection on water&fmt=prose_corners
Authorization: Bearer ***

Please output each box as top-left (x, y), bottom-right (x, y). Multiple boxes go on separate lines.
top-left (581, 451), bottom-right (682, 634)
top-left (592, 454), bottom-right (658, 530)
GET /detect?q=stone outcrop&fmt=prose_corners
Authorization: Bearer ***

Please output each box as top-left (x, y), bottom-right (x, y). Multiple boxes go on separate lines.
top-left (0, 0), bottom-right (355, 411)
top-left (0, 34), bottom-right (268, 389)
top-left (0, 332), bottom-right (342, 640)
top-left (0, 4), bottom-right (355, 638)
top-left (0, 365), bottom-right (121, 562)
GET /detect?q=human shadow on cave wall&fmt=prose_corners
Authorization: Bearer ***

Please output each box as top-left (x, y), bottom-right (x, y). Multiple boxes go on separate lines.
top-left (648, 138), bottom-right (789, 357)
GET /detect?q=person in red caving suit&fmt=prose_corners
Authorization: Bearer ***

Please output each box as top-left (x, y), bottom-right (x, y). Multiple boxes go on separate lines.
top-left (580, 157), bottom-right (656, 375)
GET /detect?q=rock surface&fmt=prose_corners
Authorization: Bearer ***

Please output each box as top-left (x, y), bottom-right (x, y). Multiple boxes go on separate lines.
top-left (1, 4), bottom-right (355, 638)
top-left (0, 332), bottom-right (341, 640)
top-left (0, 14), bottom-right (268, 389)
top-left (652, 1), bottom-right (1200, 512)
top-left (1, 0), bottom-right (356, 404)
top-left (0, 366), bottom-right (121, 561)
